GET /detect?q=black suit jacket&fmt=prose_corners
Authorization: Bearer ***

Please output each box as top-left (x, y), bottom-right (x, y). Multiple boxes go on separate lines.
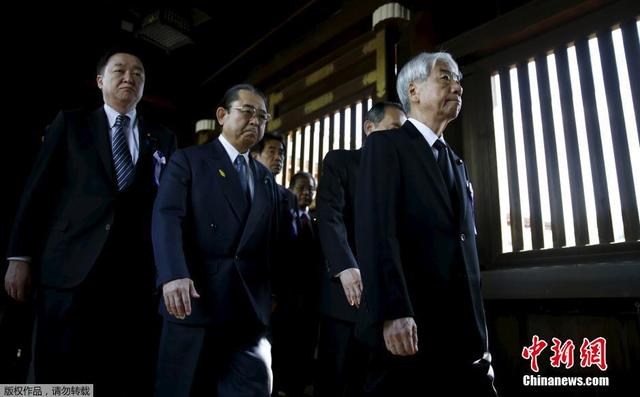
top-left (317, 149), bottom-right (360, 322)
top-left (7, 107), bottom-right (176, 288)
top-left (272, 185), bottom-right (298, 298)
top-left (152, 138), bottom-right (279, 328)
top-left (355, 121), bottom-right (489, 362)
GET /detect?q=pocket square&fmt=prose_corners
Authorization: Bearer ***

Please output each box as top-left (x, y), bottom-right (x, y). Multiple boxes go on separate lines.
top-left (153, 150), bottom-right (167, 186)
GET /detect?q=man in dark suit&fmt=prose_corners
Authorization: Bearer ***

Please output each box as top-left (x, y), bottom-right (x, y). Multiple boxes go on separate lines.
top-left (4, 48), bottom-right (176, 394)
top-left (270, 171), bottom-right (322, 397)
top-left (250, 132), bottom-right (299, 271)
top-left (355, 52), bottom-right (497, 396)
top-left (315, 101), bottom-right (406, 397)
top-left (250, 132), bottom-right (302, 397)
top-left (153, 84), bottom-right (278, 397)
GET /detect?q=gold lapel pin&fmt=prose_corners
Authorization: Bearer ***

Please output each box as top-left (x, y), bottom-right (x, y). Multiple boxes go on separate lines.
top-left (219, 169), bottom-right (226, 177)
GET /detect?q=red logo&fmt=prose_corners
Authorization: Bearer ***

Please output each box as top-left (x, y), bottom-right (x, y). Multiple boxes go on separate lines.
top-left (521, 335), bottom-right (548, 372)
top-left (522, 336), bottom-right (607, 372)
top-left (580, 337), bottom-right (608, 371)
top-left (550, 337), bottom-right (575, 369)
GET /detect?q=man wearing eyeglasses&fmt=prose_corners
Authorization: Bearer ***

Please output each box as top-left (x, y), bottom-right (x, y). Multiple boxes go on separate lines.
top-left (152, 84), bottom-right (279, 397)
top-left (355, 52), bottom-right (497, 396)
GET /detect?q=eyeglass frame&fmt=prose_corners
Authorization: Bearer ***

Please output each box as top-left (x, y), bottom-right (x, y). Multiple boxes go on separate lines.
top-left (228, 105), bottom-right (272, 124)
top-left (435, 68), bottom-right (463, 85)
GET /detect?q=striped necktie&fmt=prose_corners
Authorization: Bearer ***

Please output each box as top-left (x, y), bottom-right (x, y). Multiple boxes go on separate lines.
top-left (112, 114), bottom-right (135, 191)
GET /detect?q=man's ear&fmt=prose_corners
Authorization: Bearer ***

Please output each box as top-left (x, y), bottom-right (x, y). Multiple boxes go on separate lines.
top-left (363, 120), bottom-right (375, 135)
top-left (250, 151), bottom-right (258, 160)
top-left (96, 75), bottom-right (103, 89)
top-left (408, 81), bottom-right (419, 104)
top-left (216, 107), bottom-right (227, 125)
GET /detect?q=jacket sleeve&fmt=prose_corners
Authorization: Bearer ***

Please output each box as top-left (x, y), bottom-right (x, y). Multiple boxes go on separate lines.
top-left (355, 132), bottom-right (413, 324)
top-left (7, 111), bottom-right (66, 259)
top-left (152, 149), bottom-right (191, 286)
top-left (317, 151), bottom-right (358, 275)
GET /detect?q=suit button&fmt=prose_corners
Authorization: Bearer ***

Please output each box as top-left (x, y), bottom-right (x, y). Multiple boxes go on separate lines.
top-left (105, 224), bottom-right (111, 231)
top-left (460, 233), bottom-right (466, 241)
top-left (234, 255), bottom-right (239, 261)
top-left (210, 224), bottom-right (216, 230)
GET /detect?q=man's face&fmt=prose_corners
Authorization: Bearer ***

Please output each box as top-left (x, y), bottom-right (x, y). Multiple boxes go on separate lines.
top-left (291, 176), bottom-right (316, 208)
top-left (217, 89), bottom-right (267, 153)
top-left (411, 61), bottom-right (463, 123)
top-left (373, 107), bottom-right (407, 133)
top-left (97, 53), bottom-right (145, 112)
top-left (255, 139), bottom-right (285, 175)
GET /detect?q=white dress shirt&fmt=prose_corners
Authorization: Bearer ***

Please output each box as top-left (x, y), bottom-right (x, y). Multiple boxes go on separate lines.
top-left (408, 117), bottom-right (449, 160)
top-left (218, 134), bottom-right (255, 199)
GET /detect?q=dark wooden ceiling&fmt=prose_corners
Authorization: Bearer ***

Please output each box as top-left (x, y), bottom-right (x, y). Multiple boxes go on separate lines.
top-left (5, 1), bottom-right (534, 131)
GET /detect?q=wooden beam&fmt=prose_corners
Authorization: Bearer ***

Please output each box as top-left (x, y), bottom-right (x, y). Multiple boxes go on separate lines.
top-left (597, 28), bottom-right (640, 241)
top-left (574, 38), bottom-right (614, 244)
top-left (535, 53), bottom-right (566, 248)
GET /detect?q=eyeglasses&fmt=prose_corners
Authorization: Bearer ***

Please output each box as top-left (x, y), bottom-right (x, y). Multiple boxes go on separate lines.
top-left (229, 106), bottom-right (272, 124)
top-left (437, 69), bottom-right (462, 85)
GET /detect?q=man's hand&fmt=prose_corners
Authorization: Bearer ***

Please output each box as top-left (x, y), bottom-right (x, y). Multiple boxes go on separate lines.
top-left (4, 260), bottom-right (32, 302)
top-left (383, 317), bottom-right (418, 356)
top-left (338, 268), bottom-right (362, 307)
top-left (162, 278), bottom-right (200, 320)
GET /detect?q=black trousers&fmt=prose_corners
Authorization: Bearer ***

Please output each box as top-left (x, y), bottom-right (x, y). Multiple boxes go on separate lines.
top-left (363, 346), bottom-right (497, 397)
top-left (315, 315), bottom-right (369, 397)
top-left (33, 257), bottom-right (160, 397)
top-left (270, 300), bottom-right (319, 397)
top-left (155, 320), bottom-right (271, 397)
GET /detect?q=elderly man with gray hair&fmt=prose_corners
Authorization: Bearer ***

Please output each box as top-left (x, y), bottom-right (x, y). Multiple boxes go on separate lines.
top-left (355, 52), bottom-right (497, 395)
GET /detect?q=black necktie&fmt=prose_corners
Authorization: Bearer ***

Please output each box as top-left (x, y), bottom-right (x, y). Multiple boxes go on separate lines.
top-left (112, 115), bottom-right (134, 191)
top-left (299, 212), bottom-right (313, 239)
top-left (433, 140), bottom-right (456, 195)
top-left (234, 155), bottom-right (251, 202)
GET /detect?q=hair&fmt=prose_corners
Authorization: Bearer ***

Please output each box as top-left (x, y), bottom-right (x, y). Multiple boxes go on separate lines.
top-left (396, 51), bottom-right (461, 113)
top-left (251, 132), bottom-right (285, 154)
top-left (365, 101), bottom-right (405, 125)
top-left (96, 45), bottom-right (145, 75)
top-left (218, 84), bottom-right (268, 109)
top-left (289, 171), bottom-right (316, 189)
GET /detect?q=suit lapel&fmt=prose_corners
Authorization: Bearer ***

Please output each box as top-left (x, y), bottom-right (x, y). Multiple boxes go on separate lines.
top-left (402, 122), bottom-right (455, 217)
top-left (205, 139), bottom-right (250, 222)
top-left (237, 159), bottom-right (269, 250)
top-left (133, 116), bottom-right (157, 187)
top-left (90, 108), bottom-right (116, 186)
top-left (137, 116), bottom-right (150, 162)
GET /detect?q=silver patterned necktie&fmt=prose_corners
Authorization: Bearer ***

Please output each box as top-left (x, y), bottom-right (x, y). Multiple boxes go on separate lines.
top-left (112, 114), bottom-right (135, 191)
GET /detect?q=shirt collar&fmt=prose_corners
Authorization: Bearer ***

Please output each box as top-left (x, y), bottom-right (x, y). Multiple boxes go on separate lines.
top-left (104, 103), bottom-right (136, 129)
top-left (408, 118), bottom-right (447, 148)
top-left (218, 134), bottom-right (251, 164)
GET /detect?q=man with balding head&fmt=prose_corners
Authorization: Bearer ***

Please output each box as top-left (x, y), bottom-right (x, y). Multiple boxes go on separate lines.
top-left (153, 84), bottom-right (279, 397)
top-left (355, 52), bottom-right (496, 395)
